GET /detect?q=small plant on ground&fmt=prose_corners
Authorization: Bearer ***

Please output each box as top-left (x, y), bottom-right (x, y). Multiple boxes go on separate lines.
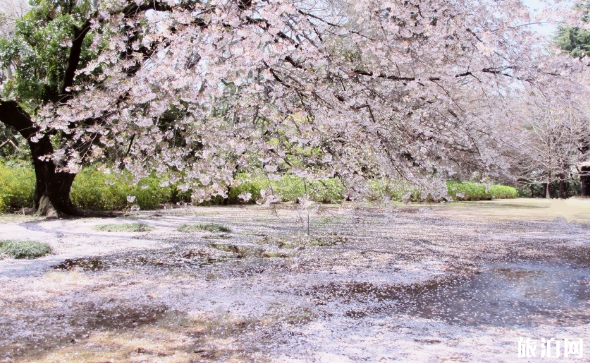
top-left (94, 223), bottom-right (155, 232)
top-left (178, 223), bottom-right (231, 233)
top-left (0, 240), bottom-right (52, 259)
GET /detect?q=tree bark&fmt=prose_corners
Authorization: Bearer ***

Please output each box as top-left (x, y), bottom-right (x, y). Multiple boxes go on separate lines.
top-left (0, 99), bottom-right (80, 217)
top-left (581, 165), bottom-right (590, 197)
top-left (558, 173), bottom-right (567, 199)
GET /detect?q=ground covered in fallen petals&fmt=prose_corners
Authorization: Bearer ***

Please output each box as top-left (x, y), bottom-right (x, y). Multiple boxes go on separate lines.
top-left (0, 199), bottom-right (589, 363)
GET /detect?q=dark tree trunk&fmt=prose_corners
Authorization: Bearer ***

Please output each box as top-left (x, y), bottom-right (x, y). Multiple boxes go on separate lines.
top-left (581, 165), bottom-right (590, 197)
top-left (0, 99), bottom-right (80, 217)
top-left (558, 173), bottom-right (567, 199)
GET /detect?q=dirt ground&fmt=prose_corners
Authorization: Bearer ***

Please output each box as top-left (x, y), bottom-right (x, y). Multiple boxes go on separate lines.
top-left (0, 198), bottom-right (589, 363)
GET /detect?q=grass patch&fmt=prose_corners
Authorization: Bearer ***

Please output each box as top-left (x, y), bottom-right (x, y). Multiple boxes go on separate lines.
top-left (262, 251), bottom-right (289, 258)
top-left (178, 223), bottom-right (231, 233)
top-left (94, 223), bottom-right (155, 232)
top-left (0, 240), bottom-right (51, 259)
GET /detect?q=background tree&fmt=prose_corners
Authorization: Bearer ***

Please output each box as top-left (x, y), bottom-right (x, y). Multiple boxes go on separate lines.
top-left (554, 0), bottom-right (590, 196)
top-left (515, 91), bottom-right (590, 198)
top-left (0, 0), bottom-right (28, 158)
top-left (0, 0), bottom-right (167, 215)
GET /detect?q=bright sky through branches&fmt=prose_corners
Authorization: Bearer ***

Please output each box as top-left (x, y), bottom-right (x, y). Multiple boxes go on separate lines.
top-left (522, 0), bottom-right (572, 37)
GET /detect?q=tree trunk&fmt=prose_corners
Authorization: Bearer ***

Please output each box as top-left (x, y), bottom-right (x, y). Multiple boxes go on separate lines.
top-left (581, 165), bottom-right (590, 197)
top-left (0, 99), bottom-right (80, 217)
top-left (558, 173), bottom-right (567, 199)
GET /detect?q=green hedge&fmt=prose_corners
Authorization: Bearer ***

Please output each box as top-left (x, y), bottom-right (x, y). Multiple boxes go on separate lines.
top-left (0, 161), bottom-right (35, 211)
top-left (227, 174), bottom-right (344, 204)
top-left (366, 180), bottom-right (517, 202)
top-left (0, 161), bottom-right (517, 212)
top-left (272, 175), bottom-right (344, 203)
top-left (0, 162), bottom-right (172, 211)
top-left (70, 168), bottom-right (173, 210)
top-left (366, 180), bottom-right (422, 202)
top-left (447, 181), bottom-right (518, 201)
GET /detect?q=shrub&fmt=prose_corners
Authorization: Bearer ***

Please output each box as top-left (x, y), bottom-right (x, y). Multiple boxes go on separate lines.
top-left (271, 175), bottom-right (344, 203)
top-left (225, 174), bottom-right (344, 204)
top-left (71, 168), bottom-right (172, 211)
top-left (0, 161), bottom-right (518, 212)
top-left (488, 184), bottom-right (519, 199)
top-left (0, 161), bottom-right (35, 211)
top-left (447, 181), bottom-right (490, 201)
top-left (0, 240), bottom-right (52, 259)
top-left (447, 181), bottom-right (518, 201)
top-left (367, 180), bottom-right (422, 202)
top-left (227, 174), bottom-right (268, 204)
top-left (133, 174), bottom-right (173, 210)
top-left (71, 169), bottom-right (129, 211)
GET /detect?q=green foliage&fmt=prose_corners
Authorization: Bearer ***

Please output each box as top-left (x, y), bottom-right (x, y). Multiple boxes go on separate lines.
top-left (555, 27), bottom-right (590, 58)
top-left (178, 223), bottom-right (231, 233)
top-left (447, 182), bottom-right (490, 201)
top-left (517, 180), bottom-right (582, 198)
top-left (366, 180), bottom-right (517, 202)
top-left (94, 223), bottom-right (155, 232)
top-left (0, 160), bottom-right (35, 211)
top-left (555, 1), bottom-right (590, 58)
top-left (0, 240), bottom-right (51, 259)
top-left (0, 162), bottom-right (518, 213)
top-left (0, 0), bottom-right (96, 107)
top-left (447, 182), bottom-right (518, 201)
top-left (367, 180), bottom-right (422, 202)
top-left (70, 168), bottom-right (172, 210)
top-left (70, 169), bottom-right (128, 210)
top-left (227, 174), bottom-right (267, 204)
top-left (488, 185), bottom-right (519, 199)
top-left (273, 176), bottom-right (344, 203)
top-left (225, 174), bottom-right (344, 204)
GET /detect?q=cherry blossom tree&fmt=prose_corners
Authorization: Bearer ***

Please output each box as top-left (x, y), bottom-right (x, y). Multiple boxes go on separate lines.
top-left (508, 85), bottom-right (590, 198)
top-left (1, 0), bottom-right (588, 215)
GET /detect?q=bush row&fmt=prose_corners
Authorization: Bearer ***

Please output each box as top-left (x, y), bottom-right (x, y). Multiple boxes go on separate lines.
top-left (446, 181), bottom-right (518, 201)
top-left (0, 161), bottom-right (517, 212)
top-left (0, 161), bottom-right (35, 211)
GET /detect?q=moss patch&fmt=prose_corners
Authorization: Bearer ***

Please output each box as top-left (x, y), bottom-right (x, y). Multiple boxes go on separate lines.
top-left (0, 240), bottom-right (51, 259)
top-left (178, 223), bottom-right (231, 233)
top-left (94, 223), bottom-right (155, 232)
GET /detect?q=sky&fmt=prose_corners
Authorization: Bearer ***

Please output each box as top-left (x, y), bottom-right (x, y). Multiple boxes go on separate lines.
top-left (521, 0), bottom-right (576, 37)
top-left (522, 0), bottom-right (558, 37)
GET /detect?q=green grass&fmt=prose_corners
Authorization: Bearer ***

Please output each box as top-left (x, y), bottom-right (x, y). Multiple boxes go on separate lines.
top-left (0, 240), bottom-right (51, 259)
top-left (178, 223), bottom-right (232, 233)
top-left (94, 223), bottom-right (155, 232)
